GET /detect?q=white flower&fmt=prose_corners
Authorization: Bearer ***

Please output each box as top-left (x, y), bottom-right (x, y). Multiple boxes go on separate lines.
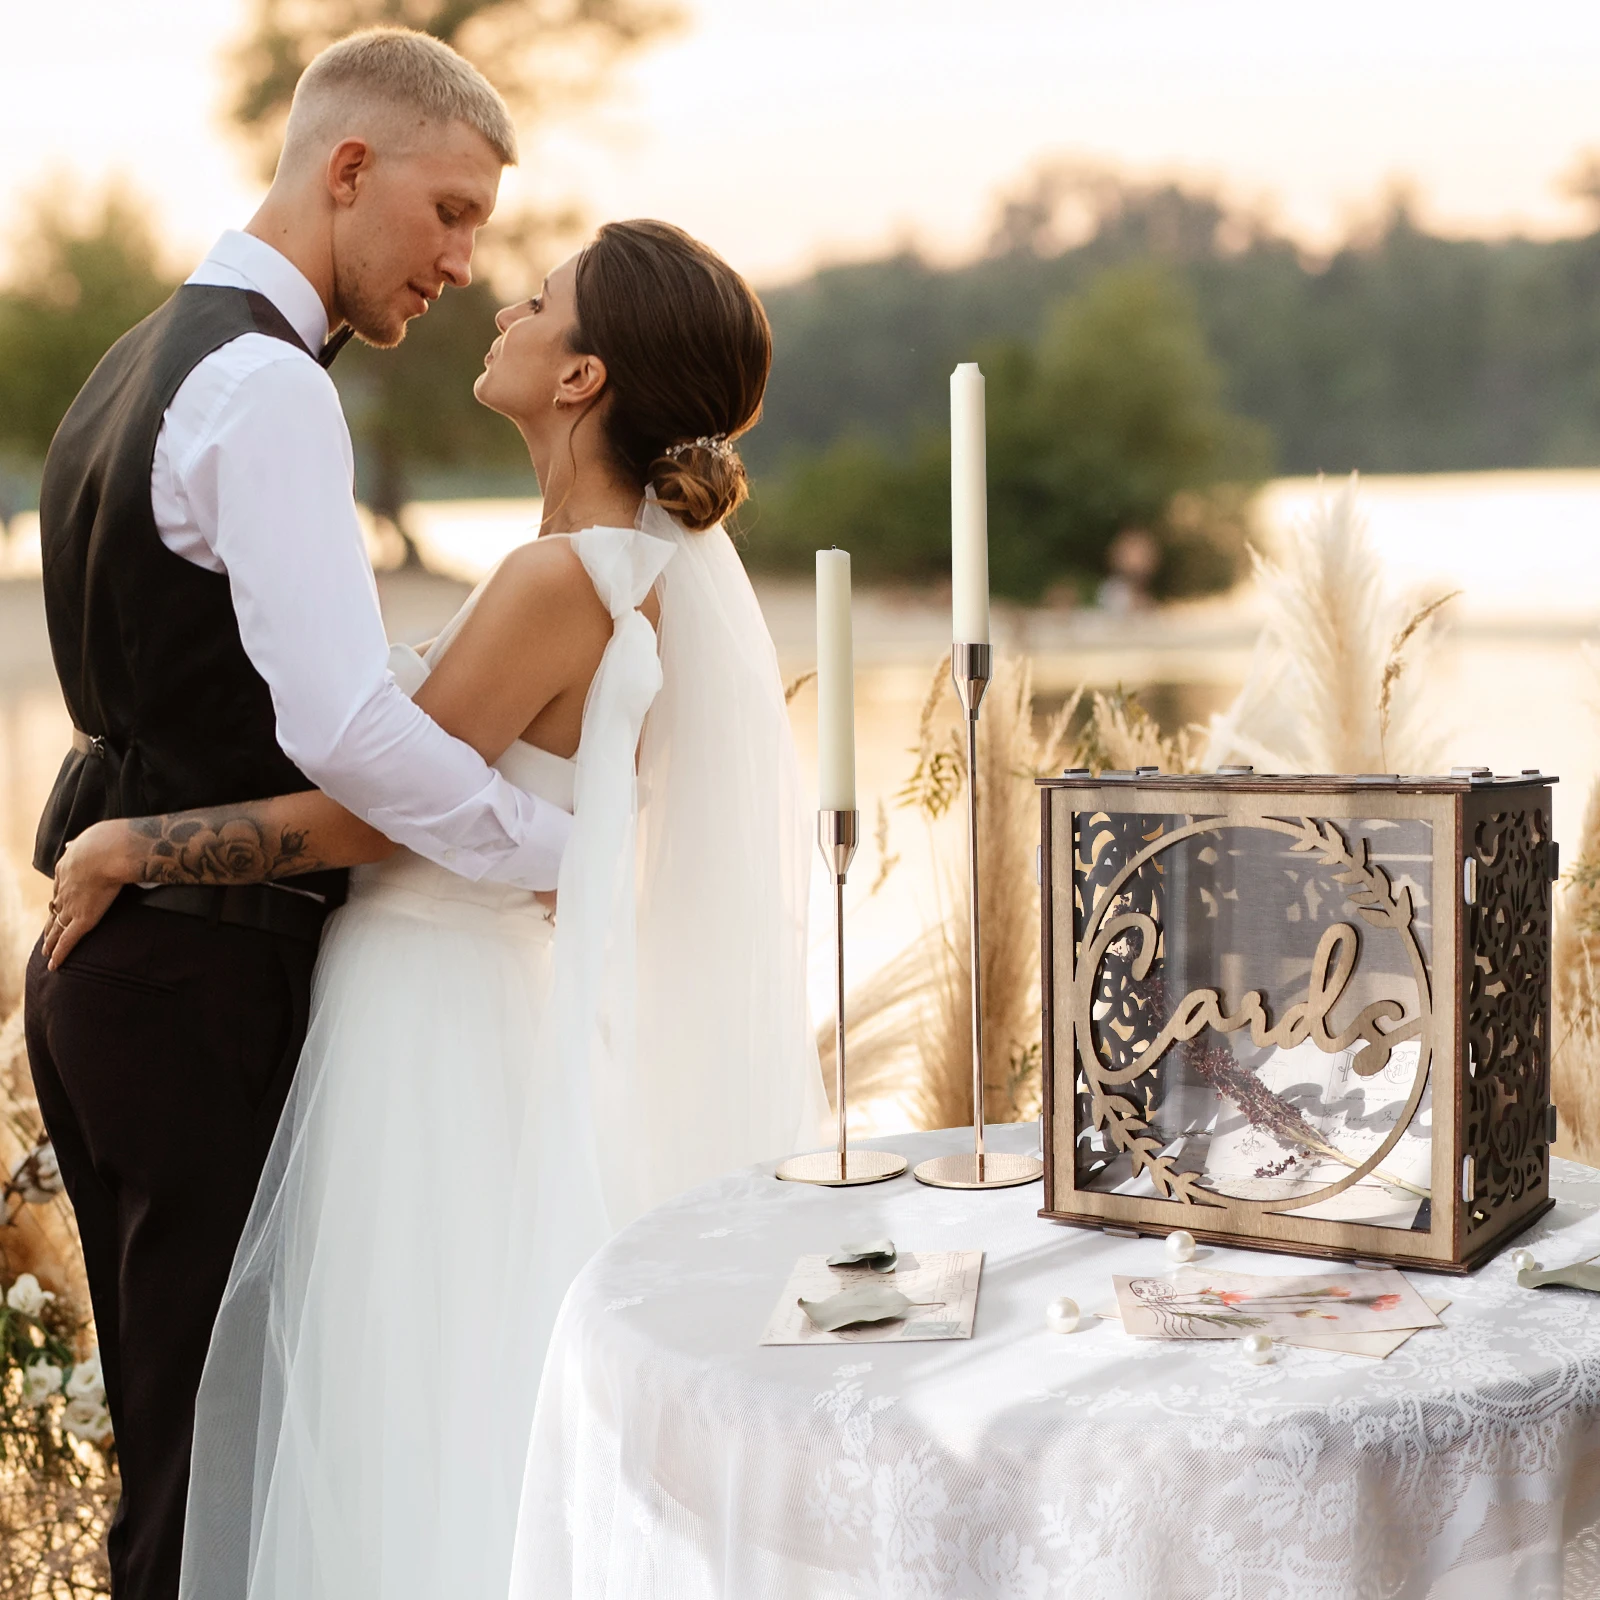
top-left (61, 1397), bottom-right (113, 1446)
top-left (5, 1274), bottom-right (54, 1318)
top-left (66, 1355), bottom-right (104, 1405)
top-left (29, 1143), bottom-right (62, 1197)
top-left (20, 1361), bottom-right (63, 1408)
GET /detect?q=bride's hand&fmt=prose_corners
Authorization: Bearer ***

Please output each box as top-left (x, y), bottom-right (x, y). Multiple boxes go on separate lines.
top-left (44, 822), bottom-right (136, 969)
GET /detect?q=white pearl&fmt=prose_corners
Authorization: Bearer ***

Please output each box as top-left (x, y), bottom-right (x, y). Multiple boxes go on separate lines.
top-left (1165, 1229), bottom-right (1196, 1263)
top-left (1241, 1332), bottom-right (1274, 1365)
top-left (1045, 1296), bottom-right (1080, 1334)
top-left (1511, 1249), bottom-right (1540, 1274)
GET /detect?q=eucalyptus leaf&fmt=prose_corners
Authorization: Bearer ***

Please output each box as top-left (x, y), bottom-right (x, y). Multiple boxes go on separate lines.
top-left (798, 1284), bottom-right (912, 1331)
top-left (1519, 1262), bottom-right (1600, 1292)
top-left (826, 1239), bottom-right (898, 1273)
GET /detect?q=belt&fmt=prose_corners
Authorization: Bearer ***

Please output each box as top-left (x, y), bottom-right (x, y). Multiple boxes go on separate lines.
top-left (131, 884), bottom-right (330, 944)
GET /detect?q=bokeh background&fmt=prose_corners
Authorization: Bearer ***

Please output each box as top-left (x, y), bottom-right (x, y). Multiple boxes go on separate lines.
top-left (7, 0), bottom-right (1600, 1125)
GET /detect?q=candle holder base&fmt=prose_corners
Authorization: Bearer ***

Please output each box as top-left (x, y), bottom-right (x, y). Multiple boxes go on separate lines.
top-left (775, 1149), bottom-right (908, 1186)
top-left (912, 1151), bottom-right (1043, 1190)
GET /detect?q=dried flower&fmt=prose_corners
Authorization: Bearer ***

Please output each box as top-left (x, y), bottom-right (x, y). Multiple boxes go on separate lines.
top-left (6, 1138), bottom-right (64, 1205)
top-left (867, 799), bottom-right (899, 898)
top-left (1377, 590), bottom-right (1460, 769)
top-left (1554, 773), bottom-right (1600, 1163)
top-left (1179, 1027), bottom-right (1430, 1202)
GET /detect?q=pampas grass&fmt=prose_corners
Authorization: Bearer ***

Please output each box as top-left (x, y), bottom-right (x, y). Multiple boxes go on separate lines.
top-left (1554, 776), bottom-right (1600, 1163)
top-left (1203, 475), bottom-right (1454, 775)
top-left (829, 662), bottom-right (1214, 1130)
top-left (831, 657), bottom-right (1093, 1129)
top-left (828, 475), bottom-right (1463, 1136)
top-left (1075, 687), bottom-right (1201, 776)
top-left (0, 852), bottom-right (27, 1028)
top-left (911, 657), bottom-right (1069, 1127)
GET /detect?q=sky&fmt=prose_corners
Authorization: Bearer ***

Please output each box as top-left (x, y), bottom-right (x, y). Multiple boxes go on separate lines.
top-left (8, 0), bottom-right (1600, 285)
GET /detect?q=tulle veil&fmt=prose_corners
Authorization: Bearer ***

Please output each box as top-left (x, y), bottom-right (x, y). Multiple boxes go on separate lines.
top-left (610, 495), bottom-right (829, 1219)
top-left (177, 496), bottom-right (826, 1598)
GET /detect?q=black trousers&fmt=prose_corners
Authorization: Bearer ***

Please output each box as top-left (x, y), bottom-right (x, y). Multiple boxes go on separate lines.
top-left (24, 893), bottom-right (317, 1600)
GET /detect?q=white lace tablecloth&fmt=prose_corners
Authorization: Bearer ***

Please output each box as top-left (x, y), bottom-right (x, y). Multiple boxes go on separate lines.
top-left (518, 1125), bottom-right (1600, 1600)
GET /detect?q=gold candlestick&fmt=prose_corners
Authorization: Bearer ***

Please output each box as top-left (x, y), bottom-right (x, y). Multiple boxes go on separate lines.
top-left (776, 810), bottom-right (908, 1186)
top-left (914, 643), bottom-right (1044, 1190)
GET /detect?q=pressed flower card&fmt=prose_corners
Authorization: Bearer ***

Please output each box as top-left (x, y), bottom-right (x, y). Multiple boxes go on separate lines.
top-left (1097, 1295), bottom-right (1452, 1357)
top-left (1113, 1266), bottom-right (1441, 1340)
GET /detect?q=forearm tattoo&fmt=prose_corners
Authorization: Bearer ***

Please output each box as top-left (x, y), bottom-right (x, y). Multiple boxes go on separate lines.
top-left (129, 806), bottom-right (330, 886)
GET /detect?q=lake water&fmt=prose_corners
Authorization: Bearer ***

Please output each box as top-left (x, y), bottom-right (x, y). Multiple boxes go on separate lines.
top-left (6, 469), bottom-right (1600, 1130)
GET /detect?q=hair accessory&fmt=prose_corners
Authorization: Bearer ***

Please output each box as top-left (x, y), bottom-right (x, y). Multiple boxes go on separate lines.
top-left (664, 434), bottom-right (736, 463)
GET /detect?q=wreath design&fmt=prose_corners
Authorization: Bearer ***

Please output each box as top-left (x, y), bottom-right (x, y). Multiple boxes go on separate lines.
top-left (1073, 815), bottom-right (1435, 1211)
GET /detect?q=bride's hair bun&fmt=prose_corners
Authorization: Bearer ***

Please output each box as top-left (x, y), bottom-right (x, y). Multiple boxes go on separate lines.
top-left (651, 435), bottom-right (747, 534)
top-left (570, 221), bottom-right (771, 532)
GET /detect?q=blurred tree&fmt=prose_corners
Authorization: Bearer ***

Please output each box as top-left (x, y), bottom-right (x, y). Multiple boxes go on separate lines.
top-left (0, 188), bottom-right (177, 464)
top-left (332, 279), bottom-right (530, 531)
top-left (750, 166), bottom-right (1600, 488)
top-left (226, 0), bottom-right (679, 558)
top-left (983, 263), bottom-right (1267, 598)
top-left (748, 263), bottom-right (1267, 604)
top-left (229, 0), bottom-right (678, 182)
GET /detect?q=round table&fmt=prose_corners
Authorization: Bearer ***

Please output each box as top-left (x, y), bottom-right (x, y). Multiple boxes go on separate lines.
top-left (516, 1125), bottom-right (1600, 1599)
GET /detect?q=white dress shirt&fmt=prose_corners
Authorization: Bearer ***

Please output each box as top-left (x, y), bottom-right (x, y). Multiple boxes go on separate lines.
top-left (149, 231), bottom-right (569, 890)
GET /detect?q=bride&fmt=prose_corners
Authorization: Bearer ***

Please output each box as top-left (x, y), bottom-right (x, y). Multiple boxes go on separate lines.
top-left (47, 218), bottom-right (827, 1597)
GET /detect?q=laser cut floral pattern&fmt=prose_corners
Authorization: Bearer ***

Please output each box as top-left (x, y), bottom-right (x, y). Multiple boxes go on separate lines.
top-left (1463, 805), bottom-right (1553, 1238)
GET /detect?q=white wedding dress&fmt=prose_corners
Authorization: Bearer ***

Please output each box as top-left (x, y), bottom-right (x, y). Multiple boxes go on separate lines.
top-left (178, 503), bottom-right (828, 1599)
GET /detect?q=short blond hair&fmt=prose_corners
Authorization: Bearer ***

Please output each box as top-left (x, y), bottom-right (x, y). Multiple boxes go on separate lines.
top-left (280, 27), bottom-right (517, 173)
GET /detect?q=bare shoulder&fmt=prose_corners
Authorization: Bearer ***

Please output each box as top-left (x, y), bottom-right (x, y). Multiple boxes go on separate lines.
top-left (496, 533), bottom-right (590, 588)
top-left (481, 537), bottom-right (609, 632)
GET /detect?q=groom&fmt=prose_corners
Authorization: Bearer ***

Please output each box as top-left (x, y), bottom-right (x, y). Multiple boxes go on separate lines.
top-left (23, 28), bottom-right (564, 1599)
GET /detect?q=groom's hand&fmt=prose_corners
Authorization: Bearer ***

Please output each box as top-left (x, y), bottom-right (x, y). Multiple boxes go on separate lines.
top-left (44, 821), bottom-right (134, 968)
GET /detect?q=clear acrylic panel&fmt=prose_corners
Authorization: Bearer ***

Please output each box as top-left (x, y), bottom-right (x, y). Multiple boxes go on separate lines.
top-left (1072, 810), bottom-right (1435, 1231)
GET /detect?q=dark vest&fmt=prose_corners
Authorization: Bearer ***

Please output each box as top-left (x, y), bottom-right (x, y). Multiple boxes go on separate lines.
top-left (33, 284), bottom-right (347, 901)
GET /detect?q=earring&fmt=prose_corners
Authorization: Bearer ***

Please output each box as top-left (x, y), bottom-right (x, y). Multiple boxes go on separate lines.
top-left (552, 396), bottom-right (564, 409)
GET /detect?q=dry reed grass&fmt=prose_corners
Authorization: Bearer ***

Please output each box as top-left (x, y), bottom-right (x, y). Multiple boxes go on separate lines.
top-left (827, 659), bottom-right (1208, 1130)
top-left (831, 475), bottom-right (1465, 1139)
top-left (1554, 778), bottom-right (1600, 1163)
top-left (821, 656), bottom-right (1070, 1127)
top-left (0, 869), bottom-right (86, 1316)
top-left (0, 853), bottom-right (115, 1598)
top-left (1075, 687), bottom-right (1202, 776)
top-left (909, 658), bottom-right (1071, 1127)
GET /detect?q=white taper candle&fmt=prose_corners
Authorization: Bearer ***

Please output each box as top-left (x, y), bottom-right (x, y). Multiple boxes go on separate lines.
top-left (815, 548), bottom-right (856, 812)
top-left (950, 362), bottom-right (990, 644)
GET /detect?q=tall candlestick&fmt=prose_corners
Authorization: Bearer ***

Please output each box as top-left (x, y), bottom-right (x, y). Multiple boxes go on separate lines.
top-left (815, 549), bottom-right (856, 812)
top-left (950, 363), bottom-right (990, 645)
top-left (777, 569), bottom-right (906, 1189)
